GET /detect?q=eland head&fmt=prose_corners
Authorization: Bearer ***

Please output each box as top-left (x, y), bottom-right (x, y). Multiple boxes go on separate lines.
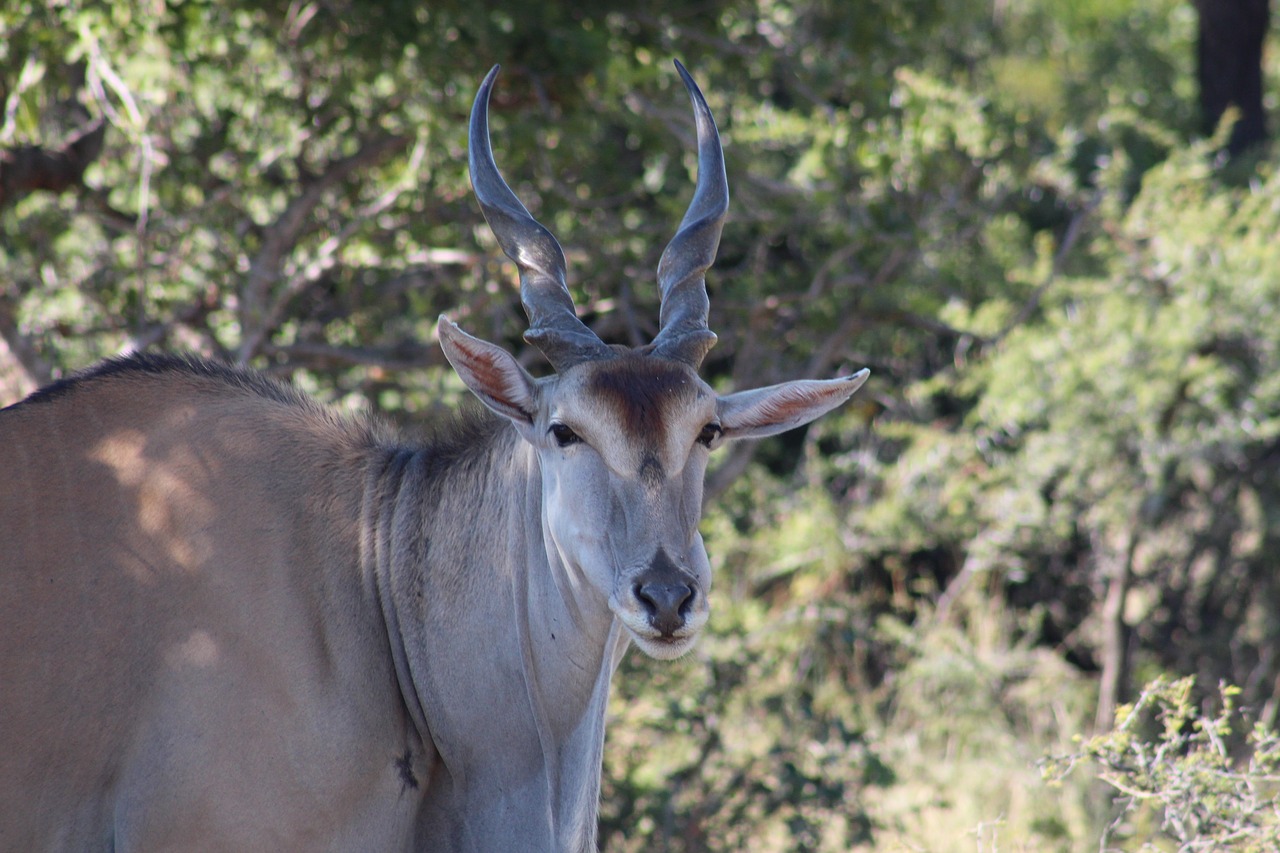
top-left (438, 62), bottom-right (869, 659)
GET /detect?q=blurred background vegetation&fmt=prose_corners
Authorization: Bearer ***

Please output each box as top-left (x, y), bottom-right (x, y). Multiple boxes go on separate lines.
top-left (3, 0), bottom-right (1279, 848)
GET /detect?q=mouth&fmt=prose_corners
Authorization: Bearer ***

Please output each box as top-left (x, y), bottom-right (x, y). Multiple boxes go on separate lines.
top-left (627, 628), bottom-right (699, 660)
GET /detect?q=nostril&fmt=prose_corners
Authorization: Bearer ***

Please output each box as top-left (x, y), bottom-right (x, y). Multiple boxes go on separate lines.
top-left (633, 582), bottom-right (656, 616)
top-left (635, 581), bottom-right (694, 636)
top-left (678, 586), bottom-right (696, 616)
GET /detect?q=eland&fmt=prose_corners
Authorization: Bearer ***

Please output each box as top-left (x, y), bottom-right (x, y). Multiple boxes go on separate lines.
top-left (0, 62), bottom-right (868, 852)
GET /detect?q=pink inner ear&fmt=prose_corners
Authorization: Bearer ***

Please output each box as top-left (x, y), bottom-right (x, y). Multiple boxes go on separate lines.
top-left (465, 349), bottom-right (534, 423)
top-left (760, 387), bottom-right (820, 422)
top-left (440, 320), bottom-right (537, 425)
top-left (731, 384), bottom-right (836, 429)
top-left (470, 348), bottom-right (516, 396)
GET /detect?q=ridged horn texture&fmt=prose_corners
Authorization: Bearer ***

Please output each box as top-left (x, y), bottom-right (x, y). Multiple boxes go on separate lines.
top-left (469, 65), bottom-right (611, 371)
top-left (650, 60), bottom-right (728, 368)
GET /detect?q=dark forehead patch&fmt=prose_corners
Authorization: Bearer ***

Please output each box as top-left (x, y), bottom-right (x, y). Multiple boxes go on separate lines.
top-left (587, 357), bottom-right (698, 439)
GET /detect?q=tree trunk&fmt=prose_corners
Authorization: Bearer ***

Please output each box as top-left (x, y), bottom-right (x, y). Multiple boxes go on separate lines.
top-left (1195, 0), bottom-right (1270, 156)
top-left (1095, 532), bottom-right (1139, 731)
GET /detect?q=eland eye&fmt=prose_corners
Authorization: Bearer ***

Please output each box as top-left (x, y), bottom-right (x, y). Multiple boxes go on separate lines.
top-left (549, 423), bottom-right (581, 447)
top-left (697, 422), bottom-right (722, 448)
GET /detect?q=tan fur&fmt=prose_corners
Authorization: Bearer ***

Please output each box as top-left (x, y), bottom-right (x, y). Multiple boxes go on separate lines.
top-left (0, 360), bottom-right (424, 851)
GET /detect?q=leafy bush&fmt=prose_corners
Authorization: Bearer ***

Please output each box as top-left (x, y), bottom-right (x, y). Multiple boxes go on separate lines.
top-left (1045, 677), bottom-right (1280, 851)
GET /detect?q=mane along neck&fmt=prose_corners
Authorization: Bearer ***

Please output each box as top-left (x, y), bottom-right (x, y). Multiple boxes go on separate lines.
top-left (366, 411), bottom-right (625, 852)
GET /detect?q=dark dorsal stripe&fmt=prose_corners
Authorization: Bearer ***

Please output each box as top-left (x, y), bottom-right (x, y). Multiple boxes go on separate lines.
top-left (6, 352), bottom-right (304, 410)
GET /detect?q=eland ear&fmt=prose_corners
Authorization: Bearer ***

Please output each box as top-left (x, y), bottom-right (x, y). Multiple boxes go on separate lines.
top-left (717, 369), bottom-right (869, 440)
top-left (437, 316), bottom-right (538, 427)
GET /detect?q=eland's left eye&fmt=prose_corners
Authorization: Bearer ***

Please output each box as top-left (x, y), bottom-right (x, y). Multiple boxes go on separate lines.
top-left (549, 423), bottom-right (581, 447)
top-left (696, 423), bottom-right (722, 448)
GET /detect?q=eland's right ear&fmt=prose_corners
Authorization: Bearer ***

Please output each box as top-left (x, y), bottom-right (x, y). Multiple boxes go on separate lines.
top-left (437, 316), bottom-right (538, 427)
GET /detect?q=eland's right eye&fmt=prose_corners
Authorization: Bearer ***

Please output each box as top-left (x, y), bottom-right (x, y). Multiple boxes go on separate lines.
top-left (549, 423), bottom-right (581, 447)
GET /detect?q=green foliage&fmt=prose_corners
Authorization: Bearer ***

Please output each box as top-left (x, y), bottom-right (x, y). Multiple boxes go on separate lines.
top-left (910, 146), bottom-right (1280, 708)
top-left (863, 599), bottom-right (1101, 851)
top-left (1046, 678), bottom-right (1280, 851)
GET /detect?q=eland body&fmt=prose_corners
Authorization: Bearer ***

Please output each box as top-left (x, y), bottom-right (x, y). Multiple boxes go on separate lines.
top-left (0, 63), bottom-right (867, 852)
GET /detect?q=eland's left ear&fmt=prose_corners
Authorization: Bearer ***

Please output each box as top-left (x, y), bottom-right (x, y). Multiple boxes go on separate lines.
top-left (717, 369), bottom-right (869, 440)
top-left (437, 316), bottom-right (539, 428)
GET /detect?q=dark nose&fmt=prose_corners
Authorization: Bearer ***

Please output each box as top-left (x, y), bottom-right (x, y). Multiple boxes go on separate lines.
top-left (634, 580), bottom-right (694, 636)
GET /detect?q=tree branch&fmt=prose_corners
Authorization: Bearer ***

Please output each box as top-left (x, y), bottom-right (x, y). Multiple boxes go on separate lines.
top-left (0, 120), bottom-right (106, 210)
top-left (236, 130), bottom-right (411, 363)
top-left (0, 294), bottom-right (52, 405)
top-left (261, 340), bottom-right (449, 373)
top-left (996, 194), bottom-right (1098, 343)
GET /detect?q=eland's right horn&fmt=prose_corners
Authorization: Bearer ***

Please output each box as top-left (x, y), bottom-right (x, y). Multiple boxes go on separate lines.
top-left (469, 65), bottom-right (612, 372)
